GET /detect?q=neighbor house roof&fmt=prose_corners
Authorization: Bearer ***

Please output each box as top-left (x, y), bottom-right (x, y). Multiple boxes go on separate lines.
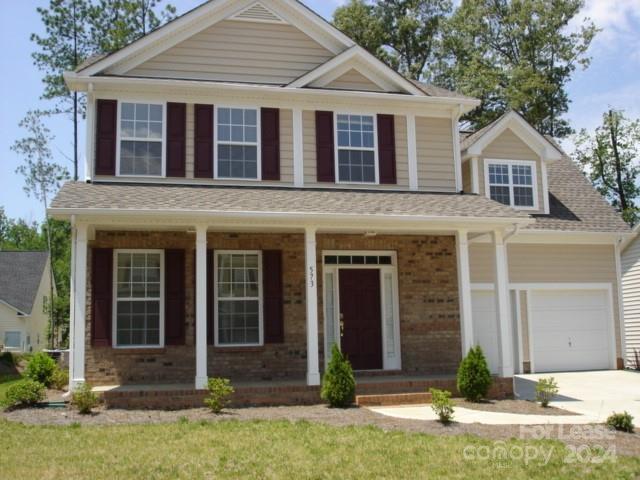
top-left (0, 251), bottom-right (49, 315)
top-left (50, 182), bottom-right (529, 223)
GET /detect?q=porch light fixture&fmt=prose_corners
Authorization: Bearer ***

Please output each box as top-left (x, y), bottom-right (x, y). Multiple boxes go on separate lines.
top-left (364, 232), bottom-right (377, 237)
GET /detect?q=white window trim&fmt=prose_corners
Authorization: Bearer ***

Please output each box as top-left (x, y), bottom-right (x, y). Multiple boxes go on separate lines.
top-left (484, 159), bottom-right (539, 211)
top-left (112, 249), bottom-right (165, 349)
top-left (116, 101), bottom-right (167, 178)
top-left (334, 112), bottom-right (380, 185)
top-left (214, 250), bottom-right (264, 348)
top-left (321, 250), bottom-right (401, 371)
top-left (214, 106), bottom-right (262, 182)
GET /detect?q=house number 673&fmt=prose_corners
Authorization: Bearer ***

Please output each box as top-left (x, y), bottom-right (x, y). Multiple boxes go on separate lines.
top-left (309, 266), bottom-right (315, 288)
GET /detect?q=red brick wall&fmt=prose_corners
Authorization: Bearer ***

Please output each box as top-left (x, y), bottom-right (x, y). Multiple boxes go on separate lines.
top-left (85, 231), bottom-right (461, 386)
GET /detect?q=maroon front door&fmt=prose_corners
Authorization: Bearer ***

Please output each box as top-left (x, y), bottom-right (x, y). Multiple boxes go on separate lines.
top-left (338, 269), bottom-right (383, 370)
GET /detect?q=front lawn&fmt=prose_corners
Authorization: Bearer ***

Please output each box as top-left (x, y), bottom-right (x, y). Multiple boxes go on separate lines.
top-left (1, 419), bottom-right (638, 479)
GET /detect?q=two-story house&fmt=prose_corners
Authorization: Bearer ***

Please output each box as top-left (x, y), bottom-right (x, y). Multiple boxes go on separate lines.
top-left (51, 0), bottom-right (630, 407)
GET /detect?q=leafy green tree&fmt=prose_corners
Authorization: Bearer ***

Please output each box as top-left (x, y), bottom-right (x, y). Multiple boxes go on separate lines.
top-left (574, 110), bottom-right (640, 225)
top-left (11, 112), bottom-right (70, 348)
top-left (0, 209), bottom-right (46, 251)
top-left (437, 0), bottom-right (597, 137)
top-left (333, 0), bottom-right (452, 80)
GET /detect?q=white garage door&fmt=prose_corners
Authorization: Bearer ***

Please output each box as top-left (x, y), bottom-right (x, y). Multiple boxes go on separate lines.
top-left (530, 289), bottom-right (613, 373)
top-left (471, 290), bottom-right (500, 374)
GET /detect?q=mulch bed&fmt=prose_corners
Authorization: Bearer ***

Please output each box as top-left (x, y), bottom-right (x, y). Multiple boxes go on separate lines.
top-left (3, 403), bottom-right (639, 457)
top-left (454, 399), bottom-right (577, 416)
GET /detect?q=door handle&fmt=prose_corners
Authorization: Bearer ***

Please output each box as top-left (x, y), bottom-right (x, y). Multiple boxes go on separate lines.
top-left (340, 313), bottom-right (345, 338)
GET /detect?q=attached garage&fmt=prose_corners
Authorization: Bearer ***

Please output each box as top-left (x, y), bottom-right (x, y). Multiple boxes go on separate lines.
top-left (528, 287), bottom-right (615, 373)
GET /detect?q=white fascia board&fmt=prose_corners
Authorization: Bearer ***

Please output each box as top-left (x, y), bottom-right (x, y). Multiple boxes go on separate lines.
top-left (0, 299), bottom-right (29, 316)
top-left (465, 112), bottom-right (563, 161)
top-left (505, 230), bottom-right (630, 245)
top-left (78, 0), bottom-right (353, 77)
top-left (64, 72), bottom-right (480, 112)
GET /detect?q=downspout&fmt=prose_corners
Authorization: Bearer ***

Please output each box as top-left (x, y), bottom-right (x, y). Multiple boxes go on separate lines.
top-left (615, 234), bottom-right (626, 369)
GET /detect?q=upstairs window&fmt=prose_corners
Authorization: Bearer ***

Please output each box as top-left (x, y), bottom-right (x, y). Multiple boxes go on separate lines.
top-left (336, 114), bottom-right (377, 183)
top-left (119, 103), bottom-right (164, 176)
top-left (216, 107), bottom-right (260, 180)
top-left (486, 160), bottom-right (537, 209)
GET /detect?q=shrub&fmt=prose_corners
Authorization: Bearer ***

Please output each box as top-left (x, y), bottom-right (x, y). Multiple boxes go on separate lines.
top-left (321, 344), bottom-right (356, 408)
top-left (535, 377), bottom-right (559, 407)
top-left (72, 383), bottom-right (99, 414)
top-left (50, 368), bottom-right (69, 391)
top-left (24, 352), bottom-right (57, 387)
top-left (3, 379), bottom-right (45, 409)
top-left (429, 388), bottom-right (454, 424)
top-left (204, 378), bottom-right (234, 414)
top-left (607, 412), bottom-right (635, 433)
top-left (456, 346), bottom-right (492, 402)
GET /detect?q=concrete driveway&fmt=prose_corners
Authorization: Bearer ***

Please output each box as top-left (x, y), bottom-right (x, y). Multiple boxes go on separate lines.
top-left (514, 370), bottom-right (640, 422)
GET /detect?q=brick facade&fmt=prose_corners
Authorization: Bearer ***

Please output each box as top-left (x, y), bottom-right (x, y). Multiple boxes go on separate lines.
top-left (85, 231), bottom-right (461, 386)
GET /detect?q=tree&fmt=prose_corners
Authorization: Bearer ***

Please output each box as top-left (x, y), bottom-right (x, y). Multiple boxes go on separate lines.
top-left (574, 109), bottom-right (640, 225)
top-left (333, 0), bottom-right (452, 80)
top-left (11, 112), bottom-right (70, 348)
top-left (436, 0), bottom-right (597, 137)
top-left (31, 0), bottom-right (94, 181)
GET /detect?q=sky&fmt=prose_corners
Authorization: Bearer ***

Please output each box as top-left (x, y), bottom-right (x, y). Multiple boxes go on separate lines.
top-left (1, 0), bottom-right (639, 223)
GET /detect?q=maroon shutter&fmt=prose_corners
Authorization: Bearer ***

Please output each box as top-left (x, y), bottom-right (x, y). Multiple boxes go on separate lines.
top-left (91, 248), bottom-right (113, 347)
top-left (263, 250), bottom-right (284, 343)
top-left (165, 249), bottom-right (185, 345)
top-left (261, 108), bottom-right (280, 181)
top-left (377, 114), bottom-right (397, 184)
top-left (207, 250), bottom-right (215, 345)
top-left (194, 104), bottom-right (214, 178)
top-left (95, 100), bottom-right (117, 176)
top-left (315, 111), bottom-right (335, 182)
top-left (166, 103), bottom-right (186, 177)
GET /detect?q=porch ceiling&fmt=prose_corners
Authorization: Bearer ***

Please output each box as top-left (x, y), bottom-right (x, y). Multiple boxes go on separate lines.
top-left (50, 182), bottom-right (531, 233)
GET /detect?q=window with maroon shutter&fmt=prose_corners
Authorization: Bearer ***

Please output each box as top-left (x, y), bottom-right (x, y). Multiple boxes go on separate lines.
top-left (377, 114), bottom-right (397, 184)
top-left (165, 250), bottom-right (185, 345)
top-left (95, 100), bottom-right (117, 176)
top-left (194, 104), bottom-right (214, 178)
top-left (315, 111), bottom-right (335, 182)
top-left (262, 250), bottom-right (284, 343)
top-left (261, 108), bottom-right (280, 181)
top-left (166, 103), bottom-right (186, 178)
top-left (91, 248), bottom-right (113, 347)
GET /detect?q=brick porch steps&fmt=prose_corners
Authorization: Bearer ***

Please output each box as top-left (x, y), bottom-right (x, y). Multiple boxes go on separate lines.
top-left (356, 392), bottom-right (432, 407)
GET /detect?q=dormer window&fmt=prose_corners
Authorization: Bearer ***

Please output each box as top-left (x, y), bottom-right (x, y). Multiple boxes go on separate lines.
top-left (215, 107), bottom-right (260, 180)
top-left (335, 114), bottom-right (378, 184)
top-left (485, 159), bottom-right (538, 209)
top-left (119, 102), bottom-right (165, 176)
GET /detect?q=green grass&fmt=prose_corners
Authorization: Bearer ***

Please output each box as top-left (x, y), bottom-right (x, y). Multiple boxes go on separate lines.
top-left (0, 419), bottom-right (638, 479)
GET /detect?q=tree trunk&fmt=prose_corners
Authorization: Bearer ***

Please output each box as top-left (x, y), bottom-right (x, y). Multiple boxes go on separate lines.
top-left (42, 192), bottom-right (56, 349)
top-left (609, 110), bottom-right (628, 212)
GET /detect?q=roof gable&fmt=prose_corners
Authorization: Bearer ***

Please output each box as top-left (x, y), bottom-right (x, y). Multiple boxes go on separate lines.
top-left (322, 68), bottom-right (384, 92)
top-left (78, 0), bottom-right (355, 77)
top-left (0, 251), bottom-right (49, 315)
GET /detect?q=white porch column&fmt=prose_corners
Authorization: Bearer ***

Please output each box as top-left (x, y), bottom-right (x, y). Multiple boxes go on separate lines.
top-left (305, 226), bottom-right (321, 386)
top-left (293, 108), bottom-right (304, 188)
top-left (195, 225), bottom-right (208, 389)
top-left (493, 230), bottom-right (514, 377)
top-left (70, 222), bottom-right (88, 389)
top-left (456, 229), bottom-right (474, 354)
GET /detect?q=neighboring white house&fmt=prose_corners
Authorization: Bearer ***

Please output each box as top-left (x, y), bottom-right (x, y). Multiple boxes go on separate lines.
top-left (0, 251), bottom-right (52, 352)
top-left (622, 225), bottom-right (640, 368)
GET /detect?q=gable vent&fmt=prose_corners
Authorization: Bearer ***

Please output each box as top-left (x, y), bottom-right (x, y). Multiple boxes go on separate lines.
top-left (232, 3), bottom-right (287, 24)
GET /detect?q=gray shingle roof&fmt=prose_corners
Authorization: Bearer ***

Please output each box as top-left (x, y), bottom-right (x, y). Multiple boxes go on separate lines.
top-left (51, 182), bottom-right (528, 220)
top-left (409, 80), bottom-right (476, 100)
top-left (0, 251), bottom-right (49, 315)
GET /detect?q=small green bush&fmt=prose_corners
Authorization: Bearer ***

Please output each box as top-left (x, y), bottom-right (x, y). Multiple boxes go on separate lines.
top-left (607, 412), bottom-right (635, 433)
top-left (429, 388), bottom-right (454, 424)
top-left (72, 383), bottom-right (99, 414)
top-left (204, 378), bottom-right (235, 414)
top-left (456, 346), bottom-right (492, 402)
top-left (24, 352), bottom-right (57, 387)
top-left (535, 377), bottom-right (559, 407)
top-left (321, 344), bottom-right (356, 408)
top-left (3, 379), bottom-right (45, 409)
top-left (50, 368), bottom-right (69, 391)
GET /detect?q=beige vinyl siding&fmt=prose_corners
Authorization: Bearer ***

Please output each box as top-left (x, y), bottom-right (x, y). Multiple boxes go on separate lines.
top-left (126, 20), bottom-right (334, 84)
top-left (470, 243), bottom-right (622, 357)
top-left (478, 130), bottom-right (545, 214)
top-left (303, 110), bottom-right (317, 184)
top-left (186, 103), bottom-right (195, 178)
top-left (415, 116), bottom-right (456, 192)
top-left (622, 236), bottom-right (640, 366)
top-left (279, 109), bottom-right (294, 183)
top-left (394, 115), bottom-right (409, 188)
top-left (322, 69), bottom-right (384, 92)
